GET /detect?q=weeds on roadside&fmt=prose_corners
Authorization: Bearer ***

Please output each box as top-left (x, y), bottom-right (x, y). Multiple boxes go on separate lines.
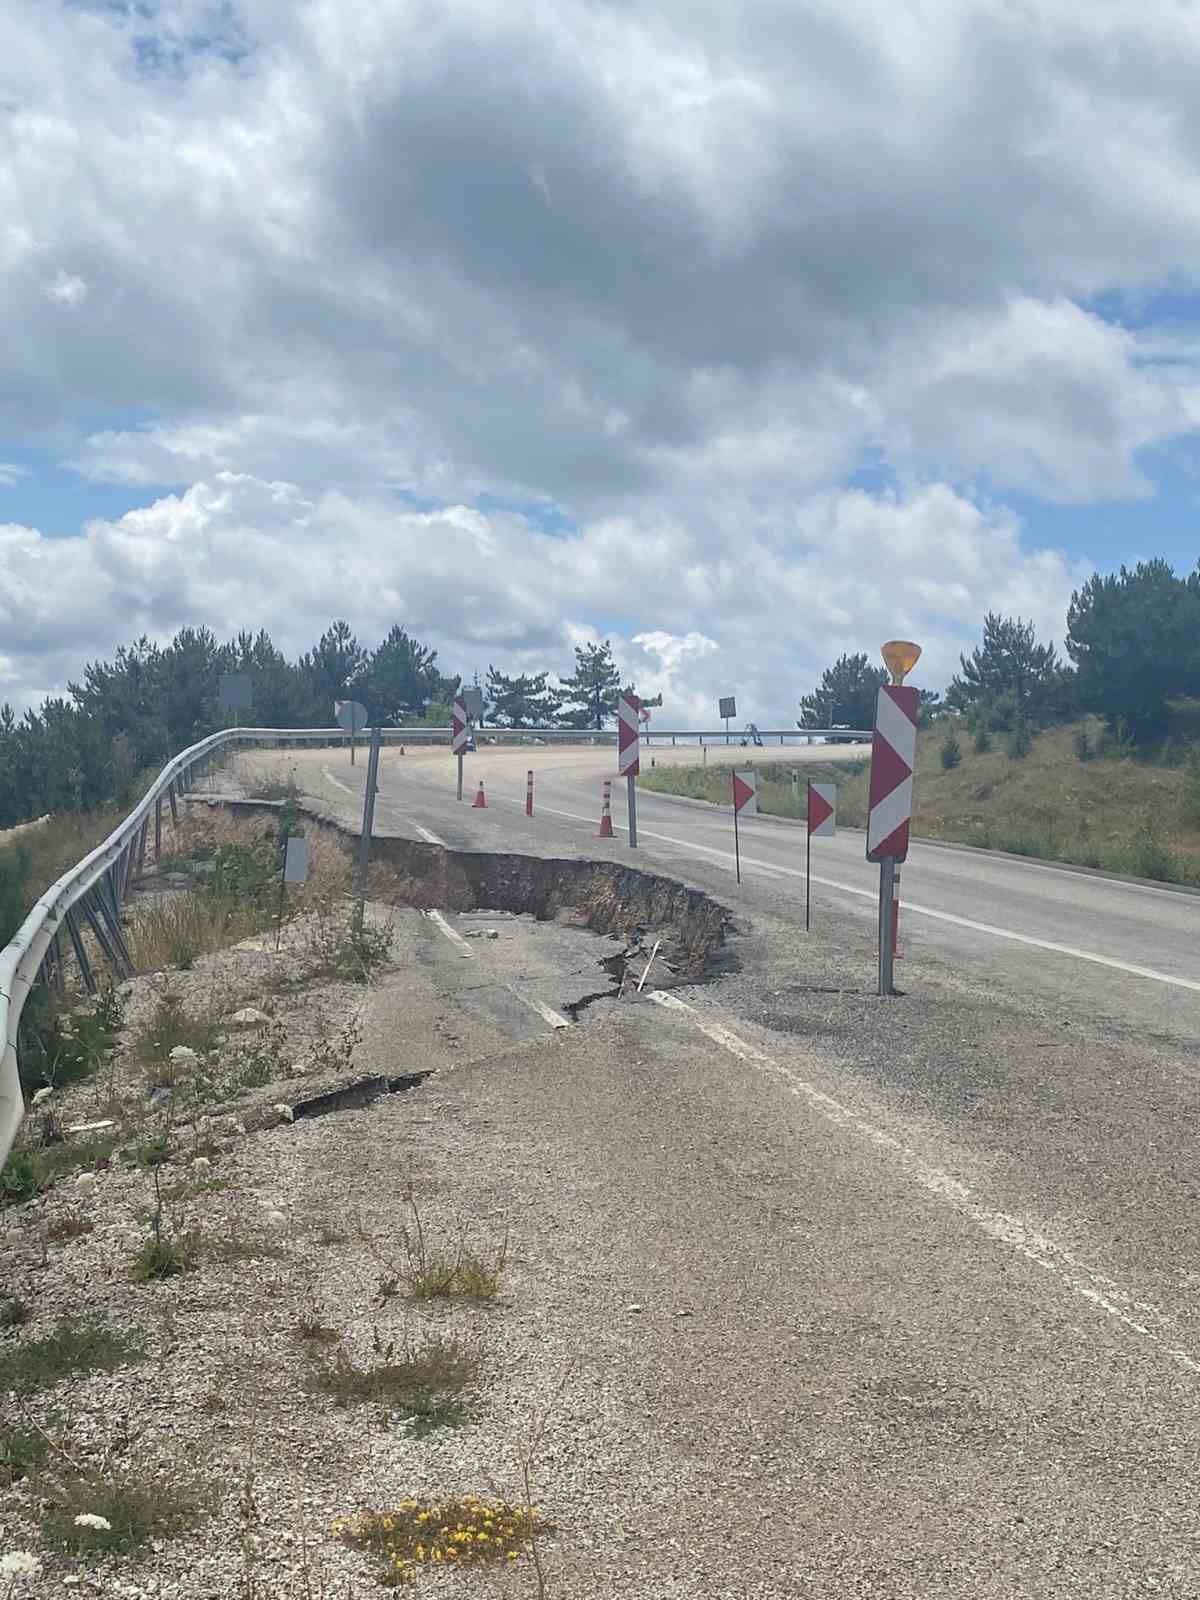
top-left (129, 1170), bottom-right (202, 1281)
top-left (333, 1493), bottom-right (547, 1585)
top-left (358, 1188), bottom-right (508, 1303)
top-left (39, 1456), bottom-right (219, 1554)
top-left (2, 1124), bottom-right (120, 1207)
top-left (45, 1212), bottom-right (93, 1244)
top-left (0, 1426), bottom-right (50, 1484)
top-left (0, 1321), bottom-right (145, 1392)
top-left (306, 1325), bottom-right (479, 1434)
top-left (17, 987), bottom-right (123, 1100)
top-left (296, 900), bottom-right (393, 986)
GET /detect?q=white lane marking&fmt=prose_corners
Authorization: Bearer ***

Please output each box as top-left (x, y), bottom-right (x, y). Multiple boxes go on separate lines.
top-left (510, 798), bottom-right (1200, 995)
top-left (507, 987), bottom-right (571, 1030)
top-left (414, 824), bottom-right (447, 846)
top-left (650, 990), bottom-right (1200, 1374)
top-left (425, 909), bottom-right (473, 956)
top-left (425, 912), bottom-right (569, 1028)
top-left (322, 767), bottom-right (355, 797)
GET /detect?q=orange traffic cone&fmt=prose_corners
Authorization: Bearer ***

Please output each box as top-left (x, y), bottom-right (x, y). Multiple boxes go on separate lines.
top-left (472, 780), bottom-right (487, 808)
top-left (597, 778), bottom-right (614, 838)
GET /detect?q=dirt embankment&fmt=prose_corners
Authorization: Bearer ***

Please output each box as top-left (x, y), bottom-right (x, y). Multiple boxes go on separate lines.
top-left (201, 799), bottom-right (734, 978)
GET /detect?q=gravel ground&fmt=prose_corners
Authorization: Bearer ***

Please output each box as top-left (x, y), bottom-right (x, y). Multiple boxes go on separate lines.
top-left (8, 769), bottom-right (1200, 1597)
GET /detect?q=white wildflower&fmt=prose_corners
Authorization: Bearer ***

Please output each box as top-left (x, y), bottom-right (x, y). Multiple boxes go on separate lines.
top-left (31, 1087), bottom-right (53, 1106)
top-left (0, 1550), bottom-right (42, 1578)
top-left (73, 1513), bottom-right (113, 1531)
top-left (74, 1172), bottom-right (97, 1190)
top-left (168, 1045), bottom-right (198, 1064)
top-left (191, 1156), bottom-right (211, 1171)
top-left (272, 1103), bottom-right (294, 1123)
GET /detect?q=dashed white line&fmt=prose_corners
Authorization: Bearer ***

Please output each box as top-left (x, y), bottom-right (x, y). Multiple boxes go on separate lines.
top-left (424, 913), bottom-right (570, 1029)
top-left (509, 798), bottom-right (1200, 995)
top-left (424, 909), bottom-right (473, 956)
top-left (508, 989), bottom-right (571, 1030)
top-left (321, 767), bottom-right (355, 797)
top-left (649, 990), bottom-right (1200, 1375)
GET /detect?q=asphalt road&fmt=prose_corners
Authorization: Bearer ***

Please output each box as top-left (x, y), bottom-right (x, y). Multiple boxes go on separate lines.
top-left (225, 742), bottom-right (1200, 1593)
top-left (280, 742), bottom-right (1200, 1048)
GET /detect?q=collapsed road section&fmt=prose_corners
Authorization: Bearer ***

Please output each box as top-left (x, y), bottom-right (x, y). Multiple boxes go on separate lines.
top-left (209, 796), bottom-right (736, 981)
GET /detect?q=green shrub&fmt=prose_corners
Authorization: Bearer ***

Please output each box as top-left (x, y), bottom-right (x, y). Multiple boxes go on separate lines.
top-left (0, 1321), bottom-right (145, 1392)
top-left (940, 731), bottom-right (962, 770)
top-left (1007, 720), bottom-right (1032, 760)
top-left (973, 725), bottom-right (992, 754)
top-left (1073, 727), bottom-right (1091, 763)
top-left (0, 844), bottom-right (32, 947)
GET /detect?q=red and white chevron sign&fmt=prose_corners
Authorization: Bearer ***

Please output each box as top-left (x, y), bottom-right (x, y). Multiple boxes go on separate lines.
top-left (618, 694), bottom-right (641, 777)
top-left (451, 695), bottom-right (469, 756)
top-left (866, 685), bottom-right (919, 861)
top-left (733, 768), bottom-right (758, 815)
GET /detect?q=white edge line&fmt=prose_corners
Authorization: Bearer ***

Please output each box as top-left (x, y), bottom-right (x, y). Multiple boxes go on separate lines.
top-left (508, 798), bottom-right (1200, 996)
top-left (508, 988), bottom-right (571, 1030)
top-left (648, 990), bottom-right (1200, 1376)
top-left (414, 824), bottom-right (447, 846)
top-left (321, 766), bottom-right (355, 797)
top-left (425, 909), bottom-right (473, 956)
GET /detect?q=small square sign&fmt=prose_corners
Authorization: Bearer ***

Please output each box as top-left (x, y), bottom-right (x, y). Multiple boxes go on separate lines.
top-left (283, 836), bottom-right (311, 883)
top-left (719, 696), bottom-right (737, 720)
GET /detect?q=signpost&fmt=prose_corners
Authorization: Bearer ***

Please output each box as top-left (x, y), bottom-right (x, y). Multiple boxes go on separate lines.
top-left (335, 699), bottom-right (368, 766)
top-left (806, 782), bottom-right (837, 931)
top-left (219, 672), bottom-right (252, 731)
top-left (275, 832), bottom-right (310, 951)
top-left (867, 641), bottom-right (921, 996)
top-left (731, 767), bottom-right (757, 885)
top-left (352, 723), bottom-right (383, 937)
top-left (617, 693), bottom-right (641, 848)
top-left (719, 696), bottom-right (737, 745)
top-left (452, 694), bottom-right (469, 801)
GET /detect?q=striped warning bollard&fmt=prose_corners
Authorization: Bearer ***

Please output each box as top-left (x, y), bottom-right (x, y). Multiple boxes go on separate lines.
top-left (597, 779), bottom-right (614, 838)
top-left (526, 769), bottom-right (533, 817)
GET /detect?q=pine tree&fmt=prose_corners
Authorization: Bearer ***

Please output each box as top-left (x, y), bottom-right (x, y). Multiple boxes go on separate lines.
top-left (484, 666), bottom-right (561, 728)
top-left (798, 653), bottom-right (887, 734)
top-left (946, 614), bottom-right (1070, 733)
top-left (559, 641), bottom-right (623, 730)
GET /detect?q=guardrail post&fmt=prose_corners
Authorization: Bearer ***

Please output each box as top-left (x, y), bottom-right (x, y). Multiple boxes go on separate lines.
top-left (168, 782), bottom-right (178, 826)
top-left (46, 933), bottom-right (65, 995)
top-left (155, 798), bottom-right (162, 863)
top-left (80, 894), bottom-right (128, 980)
top-left (64, 909), bottom-right (96, 995)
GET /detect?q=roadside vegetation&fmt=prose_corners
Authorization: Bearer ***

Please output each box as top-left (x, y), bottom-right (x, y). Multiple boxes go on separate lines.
top-left (641, 715), bottom-right (1200, 885)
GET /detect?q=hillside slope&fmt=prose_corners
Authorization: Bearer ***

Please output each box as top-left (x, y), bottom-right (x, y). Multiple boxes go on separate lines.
top-left (639, 717), bottom-right (1200, 884)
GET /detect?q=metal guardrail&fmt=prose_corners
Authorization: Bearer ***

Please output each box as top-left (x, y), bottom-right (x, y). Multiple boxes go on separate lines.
top-left (0, 718), bottom-right (874, 1166)
top-left (0, 725), bottom-right (362, 1166)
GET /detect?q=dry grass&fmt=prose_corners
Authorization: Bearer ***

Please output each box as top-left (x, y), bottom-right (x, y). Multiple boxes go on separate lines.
top-left (307, 1327), bottom-right (479, 1433)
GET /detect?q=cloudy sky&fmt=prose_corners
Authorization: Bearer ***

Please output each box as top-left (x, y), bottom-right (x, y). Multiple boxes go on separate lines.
top-left (3, 0), bottom-right (1200, 726)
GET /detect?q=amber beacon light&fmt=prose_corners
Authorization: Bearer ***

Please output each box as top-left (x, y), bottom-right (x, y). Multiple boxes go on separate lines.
top-left (880, 640), bottom-right (922, 685)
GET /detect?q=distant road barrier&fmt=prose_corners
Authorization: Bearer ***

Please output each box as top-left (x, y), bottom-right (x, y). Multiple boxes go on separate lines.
top-left (0, 720), bottom-right (871, 1165)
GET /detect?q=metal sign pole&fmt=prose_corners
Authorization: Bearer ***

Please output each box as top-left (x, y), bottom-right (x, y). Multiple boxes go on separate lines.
top-left (878, 857), bottom-right (896, 996)
top-left (806, 781), bottom-right (812, 931)
top-left (353, 725), bottom-right (383, 936)
top-left (733, 772), bottom-right (741, 884)
top-left (457, 751), bottom-right (463, 803)
top-left (627, 773), bottom-right (638, 848)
